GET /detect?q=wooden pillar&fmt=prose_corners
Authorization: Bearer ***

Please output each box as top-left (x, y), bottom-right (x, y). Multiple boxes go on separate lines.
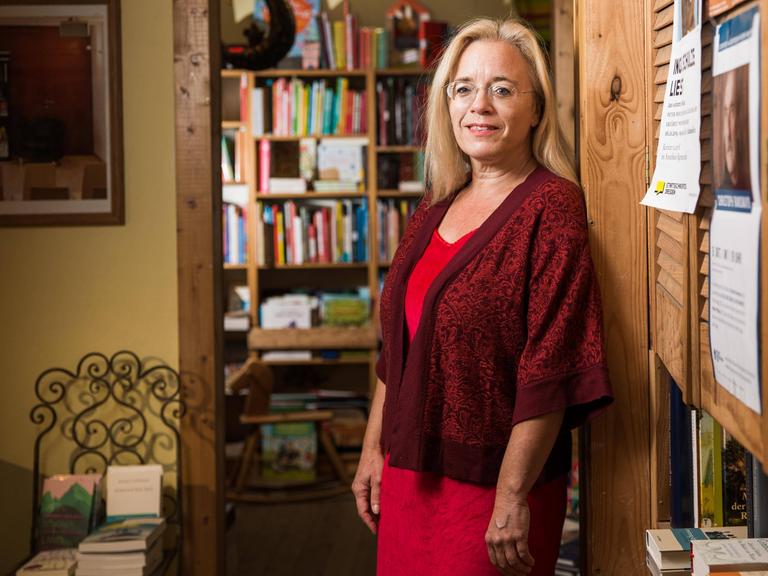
top-left (173, 1), bottom-right (225, 574)
top-left (575, 0), bottom-right (652, 573)
top-left (553, 0), bottom-right (575, 151)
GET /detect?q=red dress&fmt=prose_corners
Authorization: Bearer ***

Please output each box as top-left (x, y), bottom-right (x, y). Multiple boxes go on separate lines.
top-left (377, 227), bottom-right (567, 576)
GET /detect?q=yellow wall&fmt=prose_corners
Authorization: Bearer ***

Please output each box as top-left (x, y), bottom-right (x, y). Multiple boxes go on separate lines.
top-left (0, 0), bottom-right (178, 570)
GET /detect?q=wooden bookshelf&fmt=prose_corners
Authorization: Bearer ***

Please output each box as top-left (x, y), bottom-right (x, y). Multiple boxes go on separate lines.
top-left (255, 192), bottom-right (366, 200)
top-left (220, 65), bottom-right (427, 403)
top-left (248, 326), bottom-right (377, 350)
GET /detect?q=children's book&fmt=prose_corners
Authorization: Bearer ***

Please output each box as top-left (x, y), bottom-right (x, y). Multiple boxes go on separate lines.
top-left (37, 474), bottom-right (103, 551)
top-left (261, 422), bottom-right (317, 481)
top-left (106, 464), bottom-right (163, 522)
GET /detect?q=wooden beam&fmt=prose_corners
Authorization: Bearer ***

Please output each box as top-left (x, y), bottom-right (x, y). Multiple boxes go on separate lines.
top-left (576, 0), bottom-right (651, 573)
top-left (553, 0), bottom-right (575, 151)
top-left (173, 1), bottom-right (225, 574)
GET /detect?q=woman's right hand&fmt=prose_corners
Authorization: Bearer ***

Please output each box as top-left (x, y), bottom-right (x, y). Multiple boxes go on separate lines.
top-left (351, 443), bottom-right (384, 534)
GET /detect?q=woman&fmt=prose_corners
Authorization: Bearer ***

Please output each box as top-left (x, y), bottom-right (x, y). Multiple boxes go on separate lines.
top-left (352, 17), bottom-right (613, 576)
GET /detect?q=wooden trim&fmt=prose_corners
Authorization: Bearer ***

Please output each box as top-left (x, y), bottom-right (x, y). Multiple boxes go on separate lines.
top-left (762, 0), bottom-right (768, 475)
top-left (173, 1), bottom-right (224, 574)
top-left (577, 0), bottom-right (652, 572)
top-left (649, 351), bottom-right (671, 527)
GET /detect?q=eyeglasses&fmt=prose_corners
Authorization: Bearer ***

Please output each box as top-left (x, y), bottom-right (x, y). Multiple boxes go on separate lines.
top-left (445, 81), bottom-right (535, 103)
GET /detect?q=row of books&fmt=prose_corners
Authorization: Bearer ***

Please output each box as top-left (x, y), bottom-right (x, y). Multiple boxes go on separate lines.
top-left (303, 12), bottom-right (448, 70)
top-left (257, 199), bottom-right (369, 266)
top-left (377, 151), bottom-right (425, 191)
top-left (645, 525), bottom-right (768, 575)
top-left (260, 289), bottom-right (370, 330)
top-left (221, 129), bottom-right (247, 183)
top-left (670, 383), bottom-right (748, 529)
top-left (223, 202), bottom-right (248, 265)
top-left (258, 138), bottom-right (367, 194)
top-left (376, 76), bottom-right (427, 147)
top-left (376, 198), bottom-right (419, 262)
top-left (252, 77), bottom-right (367, 138)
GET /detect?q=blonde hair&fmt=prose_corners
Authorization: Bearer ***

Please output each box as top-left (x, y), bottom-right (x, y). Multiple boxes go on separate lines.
top-left (424, 17), bottom-right (577, 203)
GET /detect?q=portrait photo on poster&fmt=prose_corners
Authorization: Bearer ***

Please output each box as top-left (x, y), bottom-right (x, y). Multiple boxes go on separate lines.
top-left (712, 64), bottom-right (751, 200)
top-left (680, 0), bottom-right (700, 38)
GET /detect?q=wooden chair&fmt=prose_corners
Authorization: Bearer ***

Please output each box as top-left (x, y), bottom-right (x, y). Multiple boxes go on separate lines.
top-left (28, 351), bottom-right (184, 575)
top-left (226, 356), bottom-right (352, 503)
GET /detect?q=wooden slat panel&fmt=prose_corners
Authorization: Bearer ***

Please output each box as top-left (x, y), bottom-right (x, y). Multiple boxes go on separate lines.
top-left (655, 64), bottom-right (669, 85)
top-left (658, 269), bottom-right (685, 304)
top-left (700, 230), bottom-right (709, 252)
top-left (702, 44), bottom-right (712, 69)
top-left (579, 0), bottom-right (650, 570)
top-left (700, 276), bottom-right (709, 298)
top-left (657, 212), bottom-right (685, 243)
top-left (656, 289), bottom-right (687, 385)
top-left (700, 161), bottom-right (712, 185)
top-left (655, 83), bottom-right (667, 103)
top-left (658, 230), bottom-right (684, 261)
top-left (700, 254), bottom-right (709, 274)
top-left (654, 43), bottom-right (672, 67)
top-left (654, 3), bottom-right (674, 30)
top-left (658, 250), bottom-right (685, 285)
top-left (661, 208), bottom-right (684, 222)
top-left (701, 93), bottom-right (712, 117)
top-left (654, 102), bottom-right (664, 121)
top-left (653, 0), bottom-right (673, 11)
top-left (699, 185), bottom-right (715, 207)
top-left (653, 25), bottom-right (674, 48)
top-left (701, 301), bottom-right (709, 321)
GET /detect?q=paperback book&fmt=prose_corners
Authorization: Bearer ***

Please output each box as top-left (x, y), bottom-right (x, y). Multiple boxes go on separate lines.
top-left (645, 525), bottom-right (747, 571)
top-left (16, 548), bottom-right (77, 576)
top-left (691, 538), bottom-right (768, 575)
top-left (37, 474), bottom-right (103, 551)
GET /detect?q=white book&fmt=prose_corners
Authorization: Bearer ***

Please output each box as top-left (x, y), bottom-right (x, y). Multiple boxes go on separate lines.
top-left (251, 87), bottom-right (265, 137)
top-left (16, 549), bottom-right (77, 576)
top-left (106, 465), bottom-right (163, 521)
top-left (292, 215), bottom-right (304, 264)
top-left (269, 178), bottom-right (307, 193)
top-left (261, 351), bottom-right (313, 361)
top-left (222, 183), bottom-right (249, 207)
top-left (692, 538), bottom-right (768, 575)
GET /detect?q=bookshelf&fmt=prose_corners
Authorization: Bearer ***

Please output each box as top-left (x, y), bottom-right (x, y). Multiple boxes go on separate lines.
top-left (220, 65), bottom-right (428, 400)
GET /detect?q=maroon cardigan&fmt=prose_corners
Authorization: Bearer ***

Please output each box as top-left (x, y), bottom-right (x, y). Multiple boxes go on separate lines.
top-left (376, 166), bottom-right (613, 486)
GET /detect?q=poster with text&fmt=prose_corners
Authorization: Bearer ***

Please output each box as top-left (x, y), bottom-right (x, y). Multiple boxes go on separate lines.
top-left (709, 6), bottom-right (762, 415)
top-left (641, 0), bottom-right (702, 213)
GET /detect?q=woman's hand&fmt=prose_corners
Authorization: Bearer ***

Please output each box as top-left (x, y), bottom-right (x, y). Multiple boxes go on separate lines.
top-left (351, 443), bottom-right (384, 534)
top-left (485, 495), bottom-right (535, 575)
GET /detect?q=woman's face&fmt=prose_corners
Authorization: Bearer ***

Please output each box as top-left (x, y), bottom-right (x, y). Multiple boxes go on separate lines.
top-left (448, 40), bottom-right (539, 169)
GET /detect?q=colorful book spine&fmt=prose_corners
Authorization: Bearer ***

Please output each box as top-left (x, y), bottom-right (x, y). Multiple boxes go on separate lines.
top-left (259, 139), bottom-right (271, 193)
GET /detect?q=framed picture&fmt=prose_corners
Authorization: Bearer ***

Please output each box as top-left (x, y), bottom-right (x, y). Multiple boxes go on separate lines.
top-left (0, 0), bottom-right (123, 226)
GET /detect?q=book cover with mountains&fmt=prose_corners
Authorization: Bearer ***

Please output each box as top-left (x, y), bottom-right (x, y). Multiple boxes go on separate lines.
top-left (37, 474), bottom-right (102, 550)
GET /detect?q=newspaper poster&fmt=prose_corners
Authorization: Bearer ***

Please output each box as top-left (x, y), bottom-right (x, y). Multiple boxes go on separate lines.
top-left (709, 6), bottom-right (762, 414)
top-left (641, 0), bottom-right (702, 213)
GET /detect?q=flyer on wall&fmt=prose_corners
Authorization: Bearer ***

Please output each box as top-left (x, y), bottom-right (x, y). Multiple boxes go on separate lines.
top-left (641, 0), bottom-right (702, 213)
top-left (709, 6), bottom-right (762, 415)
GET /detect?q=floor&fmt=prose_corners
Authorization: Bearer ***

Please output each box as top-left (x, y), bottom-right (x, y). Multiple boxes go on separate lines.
top-left (226, 494), bottom-right (377, 576)
top-left (225, 496), bottom-right (580, 576)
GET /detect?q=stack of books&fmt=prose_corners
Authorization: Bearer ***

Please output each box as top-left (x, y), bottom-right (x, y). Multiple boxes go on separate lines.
top-left (75, 518), bottom-right (165, 576)
top-left (645, 526), bottom-right (747, 576)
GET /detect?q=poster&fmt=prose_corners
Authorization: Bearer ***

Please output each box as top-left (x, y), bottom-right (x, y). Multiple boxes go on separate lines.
top-left (709, 7), bottom-right (762, 414)
top-left (641, 0), bottom-right (702, 213)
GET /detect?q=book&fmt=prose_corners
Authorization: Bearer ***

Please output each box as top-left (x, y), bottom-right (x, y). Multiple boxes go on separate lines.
top-left (16, 548), bottom-right (77, 575)
top-left (37, 474), bottom-right (103, 551)
top-left (261, 421), bottom-right (317, 481)
top-left (645, 550), bottom-right (689, 576)
top-left (691, 539), bottom-right (768, 575)
top-left (76, 536), bottom-right (163, 574)
top-left (106, 465), bottom-right (163, 522)
top-left (418, 20), bottom-right (448, 68)
top-left (670, 380), bottom-right (694, 527)
top-left (645, 526), bottom-right (748, 571)
top-left (269, 177), bottom-right (307, 193)
top-left (78, 517), bottom-right (165, 554)
top-left (698, 411), bottom-right (724, 527)
top-left (722, 431), bottom-right (748, 526)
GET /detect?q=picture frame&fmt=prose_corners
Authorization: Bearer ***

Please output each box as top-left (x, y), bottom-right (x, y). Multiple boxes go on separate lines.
top-left (0, 0), bottom-right (124, 226)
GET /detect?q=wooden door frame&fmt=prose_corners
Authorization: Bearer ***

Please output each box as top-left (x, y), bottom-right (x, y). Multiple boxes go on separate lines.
top-left (174, 0), bottom-right (225, 574)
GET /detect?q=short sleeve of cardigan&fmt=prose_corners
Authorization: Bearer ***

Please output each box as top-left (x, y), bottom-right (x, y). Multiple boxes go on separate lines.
top-left (511, 181), bottom-right (613, 429)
